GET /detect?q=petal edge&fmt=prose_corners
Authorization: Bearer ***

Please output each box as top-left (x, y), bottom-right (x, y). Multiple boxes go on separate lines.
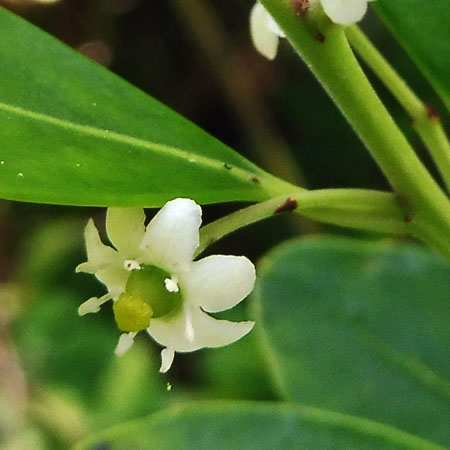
top-left (148, 307), bottom-right (254, 353)
top-left (182, 255), bottom-right (256, 313)
top-left (106, 208), bottom-right (146, 255)
top-left (140, 198), bottom-right (202, 271)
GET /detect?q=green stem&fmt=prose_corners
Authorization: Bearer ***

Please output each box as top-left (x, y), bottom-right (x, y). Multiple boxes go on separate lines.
top-left (197, 189), bottom-right (410, 257)
top-left (346, 25), bottom-right (450, 193)
top-left (258, 0), bottom-right (450, 259)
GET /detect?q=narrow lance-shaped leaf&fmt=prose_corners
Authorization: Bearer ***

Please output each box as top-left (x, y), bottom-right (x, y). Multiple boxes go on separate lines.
top-left (0, 8), bottom-right (292, 207)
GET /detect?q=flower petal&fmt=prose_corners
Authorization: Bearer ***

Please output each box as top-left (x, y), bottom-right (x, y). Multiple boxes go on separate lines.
top-left (82, 219), bottom-right (118, 270)
top-left (75, 261), bottom-right (99, 274)
top-left (147, 306), bottom-right (254, 352)
top-left (182, 255), bottom-right (256, 313)
top-left (160, 348), bottom-right (175, 373)
top-left (250, 2), bottom-right (280, 60)
top-left (78, 293), bottom-right (113, 316)
top-left (95, 266), bottom-right (129, 297)
top-left (78, 218), bottom-right (128, 297)
top-left (140, 199), bottom-right (202, 272)
top-left (320, 0), bottom-right (369, 25)
top-left (106, 208), bottom-right (146, 255)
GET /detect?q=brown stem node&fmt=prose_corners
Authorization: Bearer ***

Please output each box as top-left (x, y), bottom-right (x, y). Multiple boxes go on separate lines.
top-left (274, 197), bottom-right (298, 214)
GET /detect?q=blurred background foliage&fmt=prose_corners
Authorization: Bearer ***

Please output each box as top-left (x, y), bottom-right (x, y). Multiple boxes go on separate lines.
top-left (0, 0), bottom-right (449, 449)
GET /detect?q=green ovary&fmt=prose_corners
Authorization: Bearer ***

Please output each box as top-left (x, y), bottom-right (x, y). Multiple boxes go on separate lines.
top-left (113, 266), bottom-right (182, 332)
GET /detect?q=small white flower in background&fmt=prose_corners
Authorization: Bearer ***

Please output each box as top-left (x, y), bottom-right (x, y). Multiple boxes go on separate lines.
top-left (76, 199), bottom-right (256, 373)
top-left (250, 0), bottom-right (375, 60)
top-left (250, 2), bottom-right (286, 60)
top-left (320, 0), bottom-right (376, 26)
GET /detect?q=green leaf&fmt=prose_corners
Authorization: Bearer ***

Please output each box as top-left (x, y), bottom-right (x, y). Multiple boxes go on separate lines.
top-left (0, 8), bottom-right (292, 207)
top-left (74, 401), bottom-right (445, 450)
top-left (254, 237), bottom-right (450, 447)
top-left (14, 287), bottom-right (118, 401)
top-left (374, 0), bottom-right (450, 111)
top-left (94, 344), bottom-right (168, 430)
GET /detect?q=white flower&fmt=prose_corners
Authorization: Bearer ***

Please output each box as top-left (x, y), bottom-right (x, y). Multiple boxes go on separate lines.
top-left (320, 0), bottom-right (376, 26)
top-left (76, 199), bottom-right (256, 373)
top-left (250, 0), bottom-right (375, 60)
top-left (250, 2), bottom-right (286, 60)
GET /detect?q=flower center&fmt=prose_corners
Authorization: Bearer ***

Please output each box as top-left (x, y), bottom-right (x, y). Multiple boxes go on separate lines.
top-left (113, 266), bottom-right (182, 332)
top-left (113, 293), bottom-right (153, 332)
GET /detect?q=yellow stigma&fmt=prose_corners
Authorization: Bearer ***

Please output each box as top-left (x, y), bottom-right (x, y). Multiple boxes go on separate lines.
top-left (113, 292), bottom-right (153, 332)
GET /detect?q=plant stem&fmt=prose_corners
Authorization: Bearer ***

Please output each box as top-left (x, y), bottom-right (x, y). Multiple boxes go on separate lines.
top-left (170, 0), bottom-right (307, 188)
top-left (170, 0), bottom-right (317, 235)
top-left (346, 25), bottom-right (450, 193)
top-left (197, 189), bottom-right (409, 257)
top-left (257, 0), bottom-right (450, 259)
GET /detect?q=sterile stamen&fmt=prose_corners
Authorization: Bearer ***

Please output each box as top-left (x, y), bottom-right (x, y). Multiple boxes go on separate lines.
top-left (78, 293), bottom-right (112, 316)
top-left (164, 275), bottom-right (179, 293)
top-left (115, 332), bottom-right (137, 356)
top-left (160, 347), bottom-right (175, 373)
top-left (123, 260), bottom-right (141, 271)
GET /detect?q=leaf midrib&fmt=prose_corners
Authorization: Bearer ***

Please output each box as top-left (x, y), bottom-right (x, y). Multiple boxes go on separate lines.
top-left (0, 101), bottom-right (267, 186)
top-left (73, 400), bottom-right (447, 450)
top-left (354, 321), bottom-right (450, 404)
